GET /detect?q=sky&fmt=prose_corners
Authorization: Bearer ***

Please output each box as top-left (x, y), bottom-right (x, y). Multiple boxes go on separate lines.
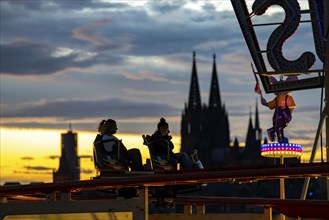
top-left (0, 0), bottom-right (326, 184)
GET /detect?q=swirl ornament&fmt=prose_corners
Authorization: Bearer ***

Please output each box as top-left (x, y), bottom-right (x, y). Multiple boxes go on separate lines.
top-left (252, 0), bottom-right (315, 72)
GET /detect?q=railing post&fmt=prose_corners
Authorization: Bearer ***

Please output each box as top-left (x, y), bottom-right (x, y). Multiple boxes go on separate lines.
top-left (279, 156), bottom-right (285, 220)
top-left (324, 0), bottom-right (329, 201)
top-left (133, 186), bottom-right (148, 220)
top-left (263, 206), bottom-right (272, 220)
top-left (0, 197), bottom-right (7, 203)
top-left (196, 204), bottom-right (205, 214)
top-left (184, 205), bottom-right (193, 214)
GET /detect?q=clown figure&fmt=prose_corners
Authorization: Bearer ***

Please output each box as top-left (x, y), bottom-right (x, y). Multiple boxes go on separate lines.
top-left (260, 77), bottom-right (296, 143)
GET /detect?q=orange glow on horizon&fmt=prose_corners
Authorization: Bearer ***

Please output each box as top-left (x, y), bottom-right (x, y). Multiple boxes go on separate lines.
top-left (0, 127), bottom-right (181, 185)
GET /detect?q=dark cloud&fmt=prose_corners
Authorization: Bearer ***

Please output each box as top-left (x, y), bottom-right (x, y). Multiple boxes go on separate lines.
top-left (1, 40), bottom-right (98, 75)
top-left (48, 156), bottom-right (60, 160)
top-left (1, 0), bottom-right (127, 12)
top-left (23, 165), bottom-right (53, 171)
top-left (50, 0), bottom-right (129, 11)
top-left (1, 0), bottom-right (245, 76)
top-left (1, 0), bottom-right (44, 11)
top-left (71, 19), bottom-right (131, 51)
top-left (14, 170), bottom-right (53, 175)
top-left (21, 157), bottom-right (34, 160)
top-left (2, 97), bottom-right (179, 119)
top-left (129, 10), bottom-right (241, 56)
top-left (80, 168), bottom-right (94, 174)
top-left (202, 3), bottom-right (216, 12)
top-left (79, 155), bottom-right (93, 159)
top-left (1, 39), bottom-right (125, 76)
top-left (2, 123), bottom-right (94, 132)
top-left (148, 1), bottom-right (184, 14)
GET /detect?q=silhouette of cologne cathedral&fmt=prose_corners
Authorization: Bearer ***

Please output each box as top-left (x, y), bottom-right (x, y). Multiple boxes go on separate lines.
top-left (181, 52), bottom-right (274, 168)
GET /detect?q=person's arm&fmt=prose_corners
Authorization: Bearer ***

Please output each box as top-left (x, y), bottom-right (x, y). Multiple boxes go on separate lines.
top-left (165, 135), bottom-right (174, 150)
top-left (150, 132), bottom-right (170, 156)
top-left (163, 137), bottom-right (174, 151)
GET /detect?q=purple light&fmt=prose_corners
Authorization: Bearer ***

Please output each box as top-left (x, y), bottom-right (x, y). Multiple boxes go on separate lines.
top-left (261, 143), bottom-right (302, 158)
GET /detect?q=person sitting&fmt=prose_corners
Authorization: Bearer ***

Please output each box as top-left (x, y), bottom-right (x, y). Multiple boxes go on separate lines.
top-left (95, 119), bottom-right (143, 171)
top-left (150, 117), bottom-right (203, 170)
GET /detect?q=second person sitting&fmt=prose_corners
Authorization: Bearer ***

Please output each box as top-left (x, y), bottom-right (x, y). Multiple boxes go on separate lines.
top-left (151, 117), bottom-right (203, 170)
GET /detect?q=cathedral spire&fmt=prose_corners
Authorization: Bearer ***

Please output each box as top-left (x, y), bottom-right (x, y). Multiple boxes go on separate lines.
top-left (245, 107), bottom-right (254, 151)
top-left (188, 51), bottom-right (202, 109)
top-left (209, 54), bottom-right (221, 108)
top-left (246, 106), bottom-right (254, 139)
top-left (248, 106), bottom-right (253, 130)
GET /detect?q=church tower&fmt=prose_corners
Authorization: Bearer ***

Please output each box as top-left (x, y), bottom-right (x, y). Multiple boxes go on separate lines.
top-left (209, 54), bottom-right (221, 108)
top-left (203, 54), bottom-right (230, 167)
top-left (244, 109), bottom-right (256, 154)
top-left (181, 52), bottom-right (230, 168)
top-left (188, 51), bottom-right (202, 110)
top-left (53, 124), bottom-right (80, 182)
top-left (242, 103), bottom-right (263, 165)
top-left (181, 52), bottom-right (204, 157)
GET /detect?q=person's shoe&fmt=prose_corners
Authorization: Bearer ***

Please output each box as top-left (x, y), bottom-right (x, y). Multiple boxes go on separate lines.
top-left (190, 149), bottom-right (198, 162)
top-left (193, 160), bottom-right (204, 169)
top-left (267, 129), bottom-right (275, 142)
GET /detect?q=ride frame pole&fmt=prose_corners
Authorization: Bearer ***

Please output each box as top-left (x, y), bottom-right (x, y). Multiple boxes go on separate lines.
top-left (324, 0), bottom-right (329, 201)
top-left (279, 155), bottom-right (285, 220)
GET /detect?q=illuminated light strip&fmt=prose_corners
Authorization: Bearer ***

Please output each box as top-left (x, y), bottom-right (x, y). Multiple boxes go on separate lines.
top-left (261, 143), bottom-right (302, 158)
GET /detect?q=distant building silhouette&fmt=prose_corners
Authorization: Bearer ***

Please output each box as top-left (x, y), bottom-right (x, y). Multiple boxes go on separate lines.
top-left (181, 52), bottom-right (230, 168)
top-left (53, 124), bottom-right (80, 182)
top-left (224, 101), bottom-right (277, 167)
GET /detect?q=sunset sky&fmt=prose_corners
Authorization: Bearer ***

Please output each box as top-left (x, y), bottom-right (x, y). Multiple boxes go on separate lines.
top-left (0, 0), bottom-right (326, 185)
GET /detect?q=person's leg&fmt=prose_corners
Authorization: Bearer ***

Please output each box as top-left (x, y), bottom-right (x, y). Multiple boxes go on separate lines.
top-left (190, 149), bottom-right (204, 169)
top-left (175, 152), bottom-right (193, 169)
top-left (190, 149), bottom-right (198, 162)
top-left (127, 148), bottom-right (143, 171)
top-left (192, 160), bottom-right (204, 169)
